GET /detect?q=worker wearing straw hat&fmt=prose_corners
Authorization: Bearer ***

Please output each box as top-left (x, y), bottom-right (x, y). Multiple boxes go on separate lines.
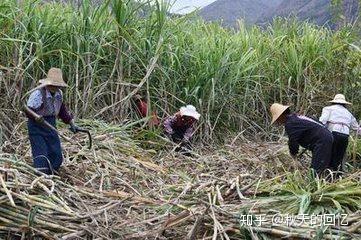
top-left (319, 94), bottom-right (361, 173)
top-left (270, 103), bottom-right (334, 176)
top-left (163, 105), bottom-right (200, 150)
top-left (25, 68), bottom-right (80, 175)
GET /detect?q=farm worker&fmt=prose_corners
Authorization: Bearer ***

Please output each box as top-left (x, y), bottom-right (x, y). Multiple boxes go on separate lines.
top-left (319, 94), bottom-right (361, 172)
top-left (270, 103), bottom-right (333, 176)
top-left (163, 105), bottom-right (200, 148)
top-left (133, 94), bottom-right (160, 127)
top-left (25, 68), bottom-right (80, 175)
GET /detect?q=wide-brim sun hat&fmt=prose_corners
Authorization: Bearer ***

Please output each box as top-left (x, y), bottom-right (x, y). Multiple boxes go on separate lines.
top-left (38, 68), bottom-right (68, 88)
top-left (179, 105), bottom-right (201, 120)
top-left (270, 103), bottom-right (290, 125)
top-left (329, 94), bottom-right (351, 105)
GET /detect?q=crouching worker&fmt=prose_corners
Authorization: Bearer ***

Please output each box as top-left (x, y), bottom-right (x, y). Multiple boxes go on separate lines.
top-left (319, 94), bottom-right (361, 173)
top-left (25, 68), bottom-right (80, 175)
top-left (270, 103), bottom-right (333, 176)
top-left (163, 105), bottom-right (200, 152)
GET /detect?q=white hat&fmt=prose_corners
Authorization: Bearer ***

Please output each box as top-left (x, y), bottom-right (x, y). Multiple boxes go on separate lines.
top-left (179, 105), bottom-right (200, 120)
top-left (329, 94), bottom-right (351, 105)
top-left (270, 103), bottom-right (290, 125)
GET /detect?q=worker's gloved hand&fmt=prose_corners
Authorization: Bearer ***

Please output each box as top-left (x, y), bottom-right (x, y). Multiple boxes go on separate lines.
top-left (69, 122), bottom-right (81, 134)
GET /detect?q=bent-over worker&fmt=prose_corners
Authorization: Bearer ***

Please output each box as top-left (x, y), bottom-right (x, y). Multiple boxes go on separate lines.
top-left (26, 68), bottom-right (80, 175)
top-left (163, 105), bottom-right (200, 149)
top-left (270, 103), bottom-right (333, 176)
top-left (319, 94), bottom-right (361, 172)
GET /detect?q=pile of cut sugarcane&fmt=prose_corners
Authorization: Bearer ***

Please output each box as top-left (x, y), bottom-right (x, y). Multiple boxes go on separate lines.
top-left (0, 120), bottom-right (360, 239)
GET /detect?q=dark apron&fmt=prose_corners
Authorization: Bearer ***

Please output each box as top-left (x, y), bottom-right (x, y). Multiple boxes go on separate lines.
top-left (27, 116), bottom-right (62, 174)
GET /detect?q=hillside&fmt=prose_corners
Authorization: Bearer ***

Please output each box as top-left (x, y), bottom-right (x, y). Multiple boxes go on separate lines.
top-left (199, 0), bottom-right (283, 27)
top-left (200, 0), bottom-right (359, 28)
top-left (258, 0), bottom-right (360, 28)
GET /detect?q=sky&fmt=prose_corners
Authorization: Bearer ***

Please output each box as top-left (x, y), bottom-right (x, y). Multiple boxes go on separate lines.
top-left (169, 0), bottom-right (217, 14)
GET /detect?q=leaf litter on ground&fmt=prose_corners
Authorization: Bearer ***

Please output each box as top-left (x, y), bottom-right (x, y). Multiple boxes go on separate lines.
top-left (0, 120), bottom-right (360, 239)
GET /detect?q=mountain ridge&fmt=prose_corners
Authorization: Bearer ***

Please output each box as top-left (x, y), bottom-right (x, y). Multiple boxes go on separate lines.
top-left (199, 0), bottom-right (283, 27)
top-left (199, 0), bottom-right (359, 28)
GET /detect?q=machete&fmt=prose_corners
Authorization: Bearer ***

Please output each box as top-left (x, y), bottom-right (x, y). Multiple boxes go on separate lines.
top-left (75, 128), bottom-right (92, 150)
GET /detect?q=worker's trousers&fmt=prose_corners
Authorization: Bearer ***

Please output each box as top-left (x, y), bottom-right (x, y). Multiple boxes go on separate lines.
top-left (310, 128), bottom-right (334, 175)
top-left (330, 132), bottom-right (349, 172)
top-left (28, 116), bottom-right (63, 175)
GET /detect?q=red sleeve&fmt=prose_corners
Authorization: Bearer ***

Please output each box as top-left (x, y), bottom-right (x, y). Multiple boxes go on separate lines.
top-left (136, 101), bottom-right (148, 117)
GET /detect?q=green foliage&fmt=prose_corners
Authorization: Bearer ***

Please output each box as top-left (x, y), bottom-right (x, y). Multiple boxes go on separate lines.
top-left (347, 136), bottom-right (361, 165)
top-left (253, 171), bottom-right (361, 215)
top-left (0, 0), bottom-right (360, 140)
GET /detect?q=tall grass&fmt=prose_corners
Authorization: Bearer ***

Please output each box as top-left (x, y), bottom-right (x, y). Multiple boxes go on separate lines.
top-left (0, 0), bottom-right (360, 141)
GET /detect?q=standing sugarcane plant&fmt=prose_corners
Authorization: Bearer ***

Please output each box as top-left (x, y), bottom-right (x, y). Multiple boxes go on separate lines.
top-left (0, 0), bottom-right (360, 140)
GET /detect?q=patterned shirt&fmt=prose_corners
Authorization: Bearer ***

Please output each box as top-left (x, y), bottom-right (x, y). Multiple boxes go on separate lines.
top-left (163, 115), bottom-right (195, 141)
top-left (27, 87), bottom-right (73, 124)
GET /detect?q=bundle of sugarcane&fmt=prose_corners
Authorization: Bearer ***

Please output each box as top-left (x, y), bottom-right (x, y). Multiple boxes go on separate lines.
top-left (0, 155), bottom-right (85, 239)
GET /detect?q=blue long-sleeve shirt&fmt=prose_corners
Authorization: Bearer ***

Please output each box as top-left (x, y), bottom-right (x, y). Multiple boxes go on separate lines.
top-left (285, 114), bottom-right (327, 156)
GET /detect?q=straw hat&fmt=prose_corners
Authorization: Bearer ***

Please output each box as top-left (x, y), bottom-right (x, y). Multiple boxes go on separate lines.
top-left (270, 103), bottom-right (290, 125)
top-left (38, 68), bottom-right (68, 88)
top-left (329, 94), bottom-right (351, 105)
top-left (180, 105), bottom-right (201, 120)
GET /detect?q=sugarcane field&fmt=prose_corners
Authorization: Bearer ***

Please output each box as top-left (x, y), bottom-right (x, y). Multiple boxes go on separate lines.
top-left (1, 0), bottom-right (361, 239)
